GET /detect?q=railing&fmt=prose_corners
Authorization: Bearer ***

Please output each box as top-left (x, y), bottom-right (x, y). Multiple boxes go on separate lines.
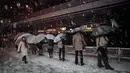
top-left (46, 45), bottom-right (130, 62)
top-left (84, 46), bottom-right (130, 62)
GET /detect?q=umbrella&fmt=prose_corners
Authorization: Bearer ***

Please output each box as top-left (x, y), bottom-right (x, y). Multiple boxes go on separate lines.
top-left (15, 33), bottom-right (32, 45)
top-left (92, 25), bottom-right (115, 36)
top-left (34, 34), bottom-right (45, 44)
top-left (45, 34), bottom-right (55, 40)
top-left (17, 33), bottom-right (32, 40)
top-left (27, 35), bottom-right (36, 44)
top-left (14, 32), bottom-right (24, 41)
top-left (54, 33), bottom-right (65, 43)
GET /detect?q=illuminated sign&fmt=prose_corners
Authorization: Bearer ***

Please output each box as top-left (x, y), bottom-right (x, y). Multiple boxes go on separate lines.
top-left (86, 27), bottom-right (92, 31)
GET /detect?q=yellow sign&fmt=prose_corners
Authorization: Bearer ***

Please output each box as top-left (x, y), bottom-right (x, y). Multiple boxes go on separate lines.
top-left (86, 27), bottom-right (92, 31)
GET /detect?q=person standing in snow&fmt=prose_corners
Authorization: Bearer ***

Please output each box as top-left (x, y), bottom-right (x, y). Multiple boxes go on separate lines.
top-left (58, 32), bottom-right (66, 61)
top-left (36, 40), bottom-right (44, 56)
top-left (47, 39), bottom-right (54, 58)
top-left (46, 32), bottom-right (54, 58)
top-left (17, 37), bottom-right (28, 63)
top-left (96, 35), bottom-right (114, 70)
top-left (73, 31), bottom-right (86, 65)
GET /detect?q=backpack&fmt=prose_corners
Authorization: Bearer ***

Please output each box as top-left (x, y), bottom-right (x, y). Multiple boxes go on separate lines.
top-left (48, 39), bottom-right (54, 47)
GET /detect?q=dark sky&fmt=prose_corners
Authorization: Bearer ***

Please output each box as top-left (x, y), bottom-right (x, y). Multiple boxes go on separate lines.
top-left (0, 0), bottom-right (71, 19)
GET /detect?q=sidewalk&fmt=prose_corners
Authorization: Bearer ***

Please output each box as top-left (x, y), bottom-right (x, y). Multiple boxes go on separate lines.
top-left (11, 51), bottom-right (130, 73)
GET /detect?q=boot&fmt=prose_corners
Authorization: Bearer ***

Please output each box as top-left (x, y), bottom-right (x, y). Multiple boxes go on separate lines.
top-left (23, 56), bottom-right (28, 64)
top-left (80, 51), bottom-right (84, 66)
top-left (97, 63), bottom-right (103, 68)
top-left (59, 48), bottom-right (62, 60)
top-left (103, 57), bottom-right (114, 70)
top-left (62, 58), bottom-right (65, 61)
top-left (97, 54), bottom-right (103, 68)
top-left (105, 65), bottom-right (114, 70)
top-left (22, 56), bottom-right (24, 61)
top-left (62, 47), bottom-right (65, 61)
top-left (75, 51), bottom-right (78, 65)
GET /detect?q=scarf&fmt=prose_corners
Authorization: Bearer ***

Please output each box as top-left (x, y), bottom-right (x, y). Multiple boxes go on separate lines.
top-left (23, 40), bottom-right (27, 47)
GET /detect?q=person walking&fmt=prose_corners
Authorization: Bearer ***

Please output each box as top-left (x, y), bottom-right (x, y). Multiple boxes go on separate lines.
top-left (58, 33), bottom-right (66, 61)
top-left (17, 37), bottom-right (28, 63)
top-left (73, 31), bottom-right (86, 65)
top-left (96, 35), bottom-right (114, 70)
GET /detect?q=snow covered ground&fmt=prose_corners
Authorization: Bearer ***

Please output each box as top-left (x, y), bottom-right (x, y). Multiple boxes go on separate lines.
top-left (8, 51), bottom-right (130, 73)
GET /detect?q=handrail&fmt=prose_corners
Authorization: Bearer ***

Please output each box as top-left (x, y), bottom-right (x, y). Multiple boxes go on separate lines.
top-left (51, 45), bottom-right (130, 62)
top-left (65, 45), bottom-right (130, 50)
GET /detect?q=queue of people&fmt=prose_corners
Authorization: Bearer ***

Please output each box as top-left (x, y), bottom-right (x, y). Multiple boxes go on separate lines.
top-left (16, 30), bottom-right (114, 70)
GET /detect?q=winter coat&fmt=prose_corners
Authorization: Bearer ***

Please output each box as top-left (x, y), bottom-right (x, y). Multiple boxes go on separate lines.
top-left (47, 39), bottom-right (54, 49)
top-left (17, 41), bottom-right (28, 56)
top-left (96, 36), bottom-right (109, 47)
top-left (58, 41), bottom-right (63, 48)
top-left (36, 42), bottom-right (43, 50)
top-left (57, 37), bottom-right (66, 48)
top-left (73, 33), bottom-right (86, 51)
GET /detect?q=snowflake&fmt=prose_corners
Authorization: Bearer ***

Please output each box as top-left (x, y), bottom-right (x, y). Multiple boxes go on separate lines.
top-left (68, 3), bottom-right (71, 7)
top-left (83, 1), bottom-right (86, 4)
top-left (4, 5), bottom-right (8, 10)
top-left (10, 6), bottom-right (13, 9)
top-left (0, 20), bottom-right (4, 23)
top-left (82, 14), bottom-right (85, 16)
top-left (17, 3), bottom-right (21, 7)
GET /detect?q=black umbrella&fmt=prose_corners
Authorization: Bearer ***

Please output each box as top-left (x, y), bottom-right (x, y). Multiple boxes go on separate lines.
top-left (92, 25), bottom-right (115, 36)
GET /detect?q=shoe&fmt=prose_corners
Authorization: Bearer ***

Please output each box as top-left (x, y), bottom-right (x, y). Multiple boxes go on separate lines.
top-left (25, 61), bottom-right (28, 64)
top-left (39, 54), bottom-right (43, 56)
top-left (105, 66), bottom-right (114, 70)
top-left (59, 58), bottom-right (62, 60)
top-left (62, 59), bottom-right (65, 61)
top-left (81, 63), bottom-right (85, 66)
top-left (97, 64), bottom-right (103, 68)
top-left (75, 62), bottom-right (78, 65)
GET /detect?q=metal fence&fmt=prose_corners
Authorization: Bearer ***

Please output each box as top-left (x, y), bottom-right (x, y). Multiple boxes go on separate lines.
top-left (48, 45), bottom-right (130, 62)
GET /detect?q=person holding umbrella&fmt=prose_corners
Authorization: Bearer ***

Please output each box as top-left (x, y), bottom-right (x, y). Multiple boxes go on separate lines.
top-left (17, 37), bottom-right (28, 63)
top-left (96, 35), bottom-right (114, 70)
top-left (31, 34), bottom-right (46, 56)
top-left (54, 31), bottom-right (66, 61)
top-left (46, 33), bottom-right (55, 58)
top-left (73, 31), bottom-right (86, 65)
top-left (36, 41), bottom-right (44, 56)
top-left (92, 23), bottom-right (115, 70)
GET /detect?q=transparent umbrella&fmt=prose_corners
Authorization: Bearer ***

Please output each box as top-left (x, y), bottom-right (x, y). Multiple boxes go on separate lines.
top-left (27, 35), bottom-right (36, 44)
top-left (15, 33), bottom-right (32, 45)
top-left (54, 33), bottom-right (66, 43)
top-left (14, 32), bottom-right (24, 41)
top-left (45, 34), bottom-right (55, 40)
top-left (34, 34), bottom-right (45, 44)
